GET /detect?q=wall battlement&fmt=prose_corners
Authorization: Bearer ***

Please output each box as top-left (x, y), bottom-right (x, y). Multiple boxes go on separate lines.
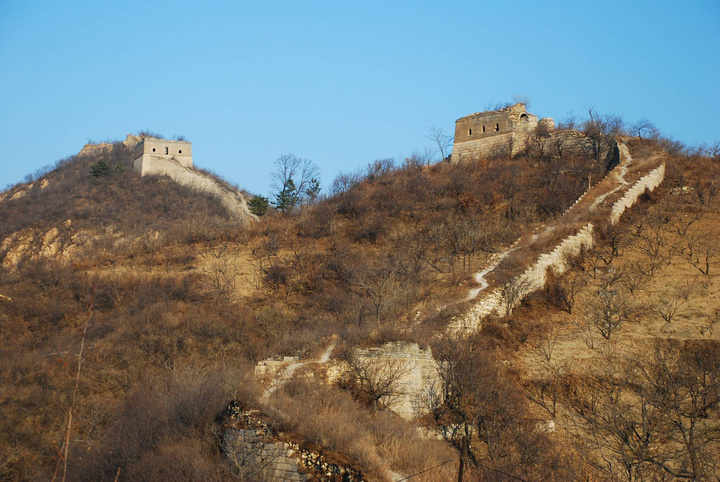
top-left (132, 137), bottom-right (193, 175)
top-left (452, 103), bottom-right (554, 161)
top-left (80, 135), bottom-right (254, 221)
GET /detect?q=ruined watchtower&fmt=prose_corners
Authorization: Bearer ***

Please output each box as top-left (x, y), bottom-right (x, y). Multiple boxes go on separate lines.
top-left (132, 138), bottom-right (193, 176)
top-left (452, 103), bottom-right (554, 162)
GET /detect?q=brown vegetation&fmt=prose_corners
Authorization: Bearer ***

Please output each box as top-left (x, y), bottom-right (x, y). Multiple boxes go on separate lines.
top-left (1, 125), bottom-right (718, 480)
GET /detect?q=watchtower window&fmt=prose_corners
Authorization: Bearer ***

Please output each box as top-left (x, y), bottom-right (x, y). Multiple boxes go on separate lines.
top-left (482, 125), bottom-right (486, 133)
top-left (152, 148), bottom-right (156, 152)
top-left (468, 128), bottom-right (472, 136)
top-left (178, 150), bottom-right (182, 154)
top-left (495, 123), bottom-right (500, 131)
top-left (165, 147), bottom-right (169, 155)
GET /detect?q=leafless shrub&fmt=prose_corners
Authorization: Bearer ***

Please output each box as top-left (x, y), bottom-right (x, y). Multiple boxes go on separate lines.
top-left (499, 276), bottom-right (532, 316)
top-left (585, 287), bottom-right (634, 339)
top-left (655, 281), bottom-right (693, 323)
top-left (685, 231), bottom-right (718, 275)
top-left (545, 267), bottom-right (589, 314)
top-left (341, 351), bottom-right (413, 411)
top-left (564, 340), bottom-right (720, 480)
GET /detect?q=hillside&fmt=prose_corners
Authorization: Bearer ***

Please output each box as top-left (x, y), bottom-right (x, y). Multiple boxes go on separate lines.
top-left (1, 130), bottom-right (719, 480)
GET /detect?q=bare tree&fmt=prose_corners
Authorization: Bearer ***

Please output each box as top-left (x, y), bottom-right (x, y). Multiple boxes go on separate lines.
top-left (271, 154), bottom-right (321, 213)
top-left (655, 282), bottom-right (693, 323)
top-left (685, 231), bottom-right (718, 275)
top-left (200, 233), bottom-right (239, 302)
top-left (564, 342), bottom-right (720, 480)
top-left (499, 276), bottom-right (531, 316)
top-left (364, 158), bottom-right (395, 184)
top-left (619, 261), bottom-right (650, 294)
top-left (639, 340), bottom-right (720, 480)
top-left (349, 263), bottom-right (399, 322)
top-left (343, 352), bottom-right (412, 411)
top-left (585, 288), bottom-right (633, 339)
top-left (631, 211), bottom-right (671, 276)
top-left (433, 336), bottom-right (547, 481)
top-left (631, 118), bottom-right (657, 142)
top-left (548, 267), bottom-right (589, 314)
top-left (582, 107), bottom-right (626, 162)
top-left (563, 353), bottom-right (665, 481)
top-left (525, 324), bottom-right (566, 418)
top-left (558, 111), bottom-right (577, 130)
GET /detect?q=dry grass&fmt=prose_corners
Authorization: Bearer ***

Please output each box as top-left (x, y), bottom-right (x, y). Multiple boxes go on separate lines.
top-left (265, 377), bottom-right (458, 481)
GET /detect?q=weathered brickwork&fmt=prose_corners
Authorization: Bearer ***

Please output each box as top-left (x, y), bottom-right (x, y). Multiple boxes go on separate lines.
top-left (452, 103), bottom-right (552, 161)
top-left (222, 403), bottom-right (365, 481)
top-left (132, 138), bottom-right (193, 174)
top-left (349, 342), bottom-right (440, 419)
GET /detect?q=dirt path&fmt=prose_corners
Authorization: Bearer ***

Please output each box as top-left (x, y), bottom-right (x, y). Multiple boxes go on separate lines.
top-left (589, 142), bottom-right (632, 210)
top-left (454, 142), bottom-right (644, 333)
top-left (261, 341), bottom-right (336, 401)
top-left (465, 142), bottom-right (634, 303)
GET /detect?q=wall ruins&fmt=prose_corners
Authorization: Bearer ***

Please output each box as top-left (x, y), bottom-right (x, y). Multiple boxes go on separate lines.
top-left (452, 103), bottom-right (545, 161)
top-left (345, 342), bottom-right (440, 420)
top-left (451, 143), bottom-right (667, 333)
top-left (222, 403), bottom-right (364, 481)
top-left (610, 163), bottom-right (666, 224)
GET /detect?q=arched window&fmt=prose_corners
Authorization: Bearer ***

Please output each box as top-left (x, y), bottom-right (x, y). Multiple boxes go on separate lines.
top-left (482, 125), bottom-right (486, 133)
top-left (468, 128), bottom-right (472, 136)
top-left (495, 123), bottom-right (500, 131)
top-left (178, 150), bottom-right (182, 154)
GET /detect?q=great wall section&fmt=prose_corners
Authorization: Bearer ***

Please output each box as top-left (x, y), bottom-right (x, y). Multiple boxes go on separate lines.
top-left (450, 141), bottom-right (666, 333)
top-left (137, 154), bottom-right (256, 221)
top-left (0, 121), bottom-right (673, 479)
top-left (241, 138), bottom-right (669, 478)
top-left (85, 134), bottom-right (256, 222)
top-left (233, 132), bottom-right (667, 447)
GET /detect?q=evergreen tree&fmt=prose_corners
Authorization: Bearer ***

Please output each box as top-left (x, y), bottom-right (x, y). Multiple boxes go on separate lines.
top-left (248, 195), bottom-right (269, 216)
top-left (90, 158), bottom-right (112, 177)
top-left (274, 178), bottom-right (299, 214)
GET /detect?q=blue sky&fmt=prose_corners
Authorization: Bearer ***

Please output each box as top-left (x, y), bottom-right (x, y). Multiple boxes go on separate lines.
top-left (1, 1), bottom-right (718, 197)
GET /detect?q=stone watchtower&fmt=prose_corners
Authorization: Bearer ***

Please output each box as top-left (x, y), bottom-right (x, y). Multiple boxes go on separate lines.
top-left (451, 103), bottom-right (554, 162)
top-left (132, 137), bottom-right (193, 175)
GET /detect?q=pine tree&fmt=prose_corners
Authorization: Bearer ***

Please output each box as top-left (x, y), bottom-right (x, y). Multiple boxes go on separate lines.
top-left (274, 178), bottom-right (299, 214)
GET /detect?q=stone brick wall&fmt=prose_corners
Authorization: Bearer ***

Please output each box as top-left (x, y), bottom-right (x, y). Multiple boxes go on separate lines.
top-left (350, 342), bottom-right (439, 419)
top-left (453, 224), bottom-right (596, 331)
top-left (79, 134), bottom-right (143, 157)
top-left (451, 143), bottom-right (666, 333)
top-left (133, 152), bottom-right (255, 221)
top-left (222, 403), bottom-right (364, 481)
top-left (611, 163), bottom-right (666, 224)
top-left (452, 132), bottom-right (515, 161)
top-left (452, 103), bottom-right (552, 161)
top-left (133, 138), bottom-right (192, 172)
top-left (223, 428), bottom-right (306, 482)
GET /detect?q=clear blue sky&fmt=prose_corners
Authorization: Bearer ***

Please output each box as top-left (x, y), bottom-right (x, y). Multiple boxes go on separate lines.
top-left (1, 1), bottom-right (718, 197)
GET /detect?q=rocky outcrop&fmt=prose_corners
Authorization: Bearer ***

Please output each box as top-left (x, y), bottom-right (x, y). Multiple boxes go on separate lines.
top-left (78, 134), bottom-right (142, 157)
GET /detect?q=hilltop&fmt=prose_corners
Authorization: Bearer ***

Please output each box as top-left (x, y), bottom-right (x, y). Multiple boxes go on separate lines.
top-left (1, 118), bottom-right (719, 481)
